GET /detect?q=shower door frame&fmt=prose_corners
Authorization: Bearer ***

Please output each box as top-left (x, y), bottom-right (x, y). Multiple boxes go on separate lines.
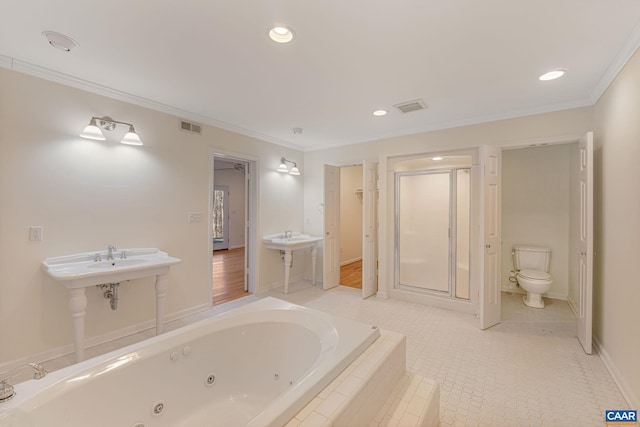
top-left (394, 166), bottom-right (471, 300)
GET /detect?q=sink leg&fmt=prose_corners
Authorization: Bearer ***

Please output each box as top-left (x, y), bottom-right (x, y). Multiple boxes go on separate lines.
top-left (311, 245), bottom-right (318, 285)
top-left (283, 250), bottom-right (292, 294)
top-left (69, 288), bottom-right (87, 363)
top-left (155, 274), bottom-right (169, 335)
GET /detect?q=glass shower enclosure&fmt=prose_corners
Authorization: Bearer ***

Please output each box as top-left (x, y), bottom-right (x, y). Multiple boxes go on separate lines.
top-left (395, 167), bottom-right (471, 299)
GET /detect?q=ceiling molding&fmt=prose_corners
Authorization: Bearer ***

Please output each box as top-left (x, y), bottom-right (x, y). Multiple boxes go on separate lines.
top-left (304, 98), bottom-right (593, 152)
top-left (589, 20), bottom-right (640, 104)
top-left (0, 54), bottom-right (305, 152)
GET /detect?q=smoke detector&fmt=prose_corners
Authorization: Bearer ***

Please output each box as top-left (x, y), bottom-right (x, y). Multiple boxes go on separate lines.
top-left (42, 31), bottom-right (78, 52)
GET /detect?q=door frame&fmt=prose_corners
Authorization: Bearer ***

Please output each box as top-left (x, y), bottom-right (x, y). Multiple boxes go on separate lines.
top-left (496, 133), bottom-right (593, 337)
top-left (323, 161), bottom-right (379, 298)
top-left (380, 148), bottom-right (480, 314)
top-left (210, 149), bottom-right (259, 301)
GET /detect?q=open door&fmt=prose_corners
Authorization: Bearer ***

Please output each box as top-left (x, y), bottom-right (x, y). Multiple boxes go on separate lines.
top-left (578, 132), bottom-right (594, 354)
top-left (480, 146), bottom-right (501, 329)
top-left (362, 161), bottom-right (378, 298)
top-left (323, 165), bottom-right (341, 290)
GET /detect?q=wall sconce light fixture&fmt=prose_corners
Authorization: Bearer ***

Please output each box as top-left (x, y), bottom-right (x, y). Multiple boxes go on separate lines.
top-left (80, 116), bottom-right (143, 146)
top-left (277, 157), bottom-right (300, 176)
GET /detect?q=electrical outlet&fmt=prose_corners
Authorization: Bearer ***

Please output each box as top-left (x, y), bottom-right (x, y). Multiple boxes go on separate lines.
top-left (29, 226), bottom-right (43, 241)
top-left (188, 212), bottom-right (202, 223)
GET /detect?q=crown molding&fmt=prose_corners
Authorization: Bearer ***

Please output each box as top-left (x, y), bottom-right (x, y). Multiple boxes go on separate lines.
top-left (0, 54), bottom-right (305, 152)
top-left (589, 20), bottom-right (640, 103)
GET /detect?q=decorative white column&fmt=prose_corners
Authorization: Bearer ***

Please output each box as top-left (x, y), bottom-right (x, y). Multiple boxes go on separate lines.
top-left (154, 273), bottom-right (169, 335)
top-left (68, 288), bottom-right (87, 362)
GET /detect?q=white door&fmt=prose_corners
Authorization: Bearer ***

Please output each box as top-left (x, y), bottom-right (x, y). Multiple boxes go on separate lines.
top-left (480, 146), bottom-right (501, 329)
top-left (323, 165), bottom-right (341, 290)
top-left (213, 185), bottom-right (230, 251)
top-left (362, 161), bottom-right (378, 298)
top-left (243, 166), bottom-right (249, 292)
top-left (578, 132), bottom-right (594, 354)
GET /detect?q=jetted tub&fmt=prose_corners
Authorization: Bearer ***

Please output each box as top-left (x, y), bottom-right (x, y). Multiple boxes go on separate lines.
top-left (0, 297), bottom-right (380, 427)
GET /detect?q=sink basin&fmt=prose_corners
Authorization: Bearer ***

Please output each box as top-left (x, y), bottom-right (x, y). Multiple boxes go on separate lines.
top-left (263, 233), bottom-right (323, 248)
top-left (42, 248), bottom-right (182, 288)
top-left (263, 233), bottom-right (322, 251)
top-left (86, 258), bottom-right (147, 269)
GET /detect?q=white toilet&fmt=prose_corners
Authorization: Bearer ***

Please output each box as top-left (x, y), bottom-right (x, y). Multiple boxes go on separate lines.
top-left (512, 245), bottom-right (553, 308)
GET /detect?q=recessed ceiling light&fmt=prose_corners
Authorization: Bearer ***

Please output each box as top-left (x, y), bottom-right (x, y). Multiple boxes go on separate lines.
top-left (539, 70), bottom-right (566, 81)
top-left (42, 31), bottom-right (77, 52)
top-left (268, 26), bottom-right (294, 43)
top-left (373, 109), bottom-right (388, 117)
top-left (432, 156), bottom-right (443, 161)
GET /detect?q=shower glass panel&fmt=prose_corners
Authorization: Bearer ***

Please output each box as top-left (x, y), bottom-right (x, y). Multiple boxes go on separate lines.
top-left (397, 171), bottom-right (451, 292)
top-left (455, 169), bottom-right (471, 299)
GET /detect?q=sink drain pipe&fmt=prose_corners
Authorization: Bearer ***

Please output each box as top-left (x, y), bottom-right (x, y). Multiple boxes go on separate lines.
top-left (98, 283), bottom-right (120, 310)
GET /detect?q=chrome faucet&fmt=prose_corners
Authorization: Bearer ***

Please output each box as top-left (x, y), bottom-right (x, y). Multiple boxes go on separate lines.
top-left (284, 230), bottom-right (293, 239)
top-left (107, 244), bottom-right (117, 260)
top-left (0, 363), bottom-right (47, 402)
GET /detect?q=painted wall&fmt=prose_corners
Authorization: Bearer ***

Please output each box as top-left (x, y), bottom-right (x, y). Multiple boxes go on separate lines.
top-left (339, 165), bottom-right (362, 265)
top-left (213, 161), bottom-right (246, 249)
top-left (593, 46), bottom-right (640, 408)
top-left (501, 144), bottom-right (576, 299)
top-left (0, 68), bottom-right (304, 366)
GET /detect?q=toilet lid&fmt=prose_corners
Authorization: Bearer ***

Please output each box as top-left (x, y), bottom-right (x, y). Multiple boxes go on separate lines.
top-left (518, 269), bottom-right (550, 280)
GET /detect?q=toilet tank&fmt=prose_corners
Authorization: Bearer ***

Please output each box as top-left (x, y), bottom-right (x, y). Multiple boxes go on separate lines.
top-left (513, 246), bottom-right (551, 272)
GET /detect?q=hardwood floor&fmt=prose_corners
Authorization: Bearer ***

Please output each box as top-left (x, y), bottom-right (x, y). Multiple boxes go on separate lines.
top-left (340, 260), bottom-right (362, 289)
top-left (212, 248), bottom-right (248, 305)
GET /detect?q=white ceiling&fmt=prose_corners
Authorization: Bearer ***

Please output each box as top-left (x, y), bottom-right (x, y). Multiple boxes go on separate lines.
top-left (2, 1), bottom-right (640, 151)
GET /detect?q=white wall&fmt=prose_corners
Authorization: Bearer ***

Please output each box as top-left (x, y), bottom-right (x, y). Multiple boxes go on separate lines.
top-left (339, 165), bottom-right (362, 265)
top-left (593, 46), bottom-right (640, 408)
top-left (501, 144), bottom-right (576, 299)
top-left (0, 68), bottom-right (304, 365)
top-left (214, 161), bottom-right (246, 249)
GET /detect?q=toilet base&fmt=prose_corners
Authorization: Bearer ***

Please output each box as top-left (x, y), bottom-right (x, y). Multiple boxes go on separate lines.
top-left (523, 293), bottom-right (545, 309)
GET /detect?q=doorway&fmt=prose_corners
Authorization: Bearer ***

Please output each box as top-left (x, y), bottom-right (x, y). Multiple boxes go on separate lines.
top-left (394, 159), bottom-right (472, 300)
top-left (500, 139), bottom-right (592, 352)
top-left (211, 154), bottom-right (257, 305)
top-left (323, 161), bottom-right (378, 298)
top-left (339, 165), bottom-right (363, 289)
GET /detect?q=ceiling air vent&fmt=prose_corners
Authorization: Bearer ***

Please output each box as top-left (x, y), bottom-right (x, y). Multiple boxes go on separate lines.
top-left (394, 99), bottom-right (427, 114)
top-left (179, 120), bottom-right (202, 135)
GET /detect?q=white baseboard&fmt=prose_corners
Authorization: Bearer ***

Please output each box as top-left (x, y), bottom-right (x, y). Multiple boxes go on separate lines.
top-left (593, 336), bottom-right (639, 409)
top-left (566, 296), bottom-right (579, 318)
top-left (0, 303), bottom-right (211, 372)
top-left (340, 257), bottom-right (362, 267)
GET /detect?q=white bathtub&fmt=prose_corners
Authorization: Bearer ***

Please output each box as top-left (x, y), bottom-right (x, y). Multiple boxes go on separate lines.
top-left (0, 297), bottom-right (380, 427)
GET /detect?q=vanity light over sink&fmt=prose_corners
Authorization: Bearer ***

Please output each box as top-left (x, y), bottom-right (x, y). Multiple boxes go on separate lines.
top-left (42, 247), bottom-right (181, 362)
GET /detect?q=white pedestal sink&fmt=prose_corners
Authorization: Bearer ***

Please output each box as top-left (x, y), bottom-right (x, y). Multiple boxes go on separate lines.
top-left (262, 233), bottom-right (323, 294)
top-left (42, 248), bottom-right (181, 362)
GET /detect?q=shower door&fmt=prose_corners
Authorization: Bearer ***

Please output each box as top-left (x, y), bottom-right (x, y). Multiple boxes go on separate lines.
top-left (395, 168), bottom-right (470, 299)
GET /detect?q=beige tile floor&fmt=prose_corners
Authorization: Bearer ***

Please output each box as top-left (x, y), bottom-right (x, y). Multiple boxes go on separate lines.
top-left (43, 283), bottom-right (628, 426)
